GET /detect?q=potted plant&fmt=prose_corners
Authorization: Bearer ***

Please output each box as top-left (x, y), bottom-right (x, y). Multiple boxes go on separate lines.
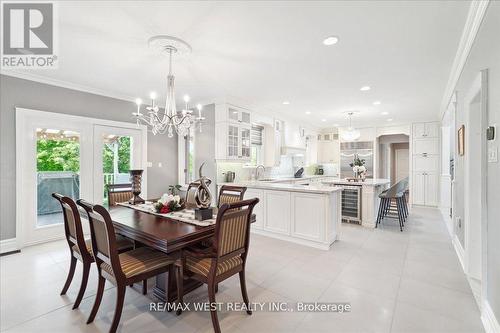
top-left (349, 154), bottom-right (366, 180)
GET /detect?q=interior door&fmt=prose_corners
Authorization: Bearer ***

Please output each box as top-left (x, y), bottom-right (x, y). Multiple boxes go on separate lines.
top-left (93, 125), bottom-right (145, 206)
top-left (395, 148), bottom-right (409, 182)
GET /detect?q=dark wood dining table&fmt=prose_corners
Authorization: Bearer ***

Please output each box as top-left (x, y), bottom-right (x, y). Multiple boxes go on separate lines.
top-left (107, 204), bottom-right (255, 302)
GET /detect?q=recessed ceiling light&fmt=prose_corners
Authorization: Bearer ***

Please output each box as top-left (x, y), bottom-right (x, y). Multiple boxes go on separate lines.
top-left (305, 111), bottom-right (311, 115)
top-left (373, 101), bottom-right (381, 105)
top-left (381, 111), bottom-right (389, 115)
top-left (323, 36), bottom-right (339, 46)
top-left (282, 101), bottom-right (290, 105)
top-left (387, 118), bottom-right (393, 122)
top-left (321, 119), bottom-right (327, 122)
top-left (360, 86), bottom-right (371, 91)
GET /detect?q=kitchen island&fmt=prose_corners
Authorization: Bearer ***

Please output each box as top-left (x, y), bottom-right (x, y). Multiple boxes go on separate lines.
top-left (217, 181), bottom-right (342, 250)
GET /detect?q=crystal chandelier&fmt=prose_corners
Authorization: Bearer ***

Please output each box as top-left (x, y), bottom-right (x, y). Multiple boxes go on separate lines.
top-left (133, 36), bottom-right (204, 137)
top-left (340, 112), bottom-right (360, 141)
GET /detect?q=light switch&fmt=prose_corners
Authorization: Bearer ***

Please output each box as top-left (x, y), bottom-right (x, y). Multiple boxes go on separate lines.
top-left (147, 162), bottom-right (153, 168)
top-left (158, 162), bottom-right (163, 167)
top-left (488, 146), bottom-right (498, 163)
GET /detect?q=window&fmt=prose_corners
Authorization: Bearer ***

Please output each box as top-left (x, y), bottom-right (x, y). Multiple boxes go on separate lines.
top-left (247, 125), bottom-right (264, 166)
top-left (180, 129), bottom-right (196, 185)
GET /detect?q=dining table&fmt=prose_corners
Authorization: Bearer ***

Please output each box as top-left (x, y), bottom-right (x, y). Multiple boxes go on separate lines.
top-left (105, 204), bottom-right (255, 302)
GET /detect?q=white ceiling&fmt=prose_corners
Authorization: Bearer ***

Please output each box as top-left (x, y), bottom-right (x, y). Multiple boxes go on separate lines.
top-left (5, 1), bottom-right (470, 128)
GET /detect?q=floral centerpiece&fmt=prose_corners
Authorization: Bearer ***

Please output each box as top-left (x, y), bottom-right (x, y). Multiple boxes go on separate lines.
top-left (154, 184), bottom-right (185, 214)
top-left (349, 154), bottom-right (366, 179)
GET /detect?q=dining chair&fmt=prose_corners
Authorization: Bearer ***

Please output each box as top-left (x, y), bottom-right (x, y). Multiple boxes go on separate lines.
top-left (77, 199), bottom-right (180, 333)
top-left (218, 185), bottom-right (247, 207)
top-left (52, 193), bottom-right (134, 309)
top-left (177, 198), bottom-right (259, 333)
top-left (107, 183), bottom-right (133, 206)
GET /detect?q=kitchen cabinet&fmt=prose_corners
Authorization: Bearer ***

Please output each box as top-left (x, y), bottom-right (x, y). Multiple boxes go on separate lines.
top-left (414, 138), bottom-right (439, 155)
top-left (244, 189), bottom-right (264, 229)
top-left (263, 124), bottom-right (281, 167)
top-left (283, 122), bottom-right (306, 149)
top-left (411, 121), bottom-right (440, 207)
top-left (413, 122), bottom-right (439, 139)
top-left (215, 102), bottom-right (252, 161)
top-left (291, 193), bottom-right (324, 241)
top-left (263, 190), bottom-right (291, 235)
top-left (317, 137), bottom-right (340, 163)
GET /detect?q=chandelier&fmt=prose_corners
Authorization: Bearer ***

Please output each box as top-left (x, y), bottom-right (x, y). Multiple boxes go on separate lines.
top-left (340, 112), bottom-right (360, 141)
top-left (133, 36), bottom-right (204, 137)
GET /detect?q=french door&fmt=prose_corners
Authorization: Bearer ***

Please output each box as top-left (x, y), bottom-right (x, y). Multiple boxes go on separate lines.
top-left (16, 108), bottom-right (147, 247)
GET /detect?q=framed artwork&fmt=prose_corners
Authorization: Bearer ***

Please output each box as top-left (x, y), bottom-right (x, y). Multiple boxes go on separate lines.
top-left (458, 125), bottom-right (465, 156)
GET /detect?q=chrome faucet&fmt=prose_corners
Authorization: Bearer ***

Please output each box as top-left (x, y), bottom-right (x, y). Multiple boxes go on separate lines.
top-left (256, 165), bottom-right (266, 180)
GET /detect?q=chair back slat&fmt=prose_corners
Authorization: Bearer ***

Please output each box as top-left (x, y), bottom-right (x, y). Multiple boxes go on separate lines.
top-left (218, 185), bottom-right (247, 207)
top-left (107, 183), bottom-right (132, 206)
top-left (77, 200), bottom-right (124, 279)
top-left (52, 193), bottom-right (88, 256)
top-left (214, 198), bottom-right (259, 258)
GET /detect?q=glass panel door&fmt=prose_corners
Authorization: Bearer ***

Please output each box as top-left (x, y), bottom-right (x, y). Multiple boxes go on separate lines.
top-left (36, 128), bottom-right (81, 227)
top-left (93, 125), bottom-right (144, 206)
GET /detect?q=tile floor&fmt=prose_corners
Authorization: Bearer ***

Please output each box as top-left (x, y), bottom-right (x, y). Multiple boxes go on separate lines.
top-left (0, 207), bottom-right (484, 332)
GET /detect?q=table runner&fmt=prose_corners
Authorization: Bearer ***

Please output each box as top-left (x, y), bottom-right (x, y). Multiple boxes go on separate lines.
top-left (117, 202), bottom-right (216, 227)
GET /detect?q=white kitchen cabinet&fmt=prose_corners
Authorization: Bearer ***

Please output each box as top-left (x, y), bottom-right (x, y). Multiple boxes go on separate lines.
top-left (318, 140), bottom-right (340, 163)
top-left (414, 138), bottom-right (439, 155)
top-left (412, 171), bottom-right (438, 206)
top-left (291, 193), bottom-right (325, 241)
top-left (244, 189), bottom-right (264, 229)
top-left (263, 124), bottom-right (280, 167)
top-left (216, 103), bottom-right (252, 125)
top-left (413, 122), bottom-right (439, 139)
top-left (263, 190), bottom-right (291, 235)
top-left (215, 122), bottom-right (252, 161)
top-left (283, 122), bottom-right (306, 149)
top-left (413, 155), bottom-right (439, 172)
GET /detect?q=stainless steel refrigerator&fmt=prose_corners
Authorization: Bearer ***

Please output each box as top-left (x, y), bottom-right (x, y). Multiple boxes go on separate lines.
top-left (340, 141), bottom-right (374, 179)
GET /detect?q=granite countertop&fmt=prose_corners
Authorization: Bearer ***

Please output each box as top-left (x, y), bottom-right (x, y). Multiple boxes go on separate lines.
top-left (319, 178), bottom-right (391, 186)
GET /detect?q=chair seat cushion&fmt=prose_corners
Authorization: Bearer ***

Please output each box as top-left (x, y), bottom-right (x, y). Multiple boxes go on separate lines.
top-left (73, 235), bottom-right (133, 256)
top-left (186, 256), bottom-right (243, 277)
top-left (101, 247), bottom-right (174, 279)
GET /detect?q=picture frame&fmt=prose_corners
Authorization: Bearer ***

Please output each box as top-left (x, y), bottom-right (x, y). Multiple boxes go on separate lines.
top-left (458, 125), bottom-right (465, 156)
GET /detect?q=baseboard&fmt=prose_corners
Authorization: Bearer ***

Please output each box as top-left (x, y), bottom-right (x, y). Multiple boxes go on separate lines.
top-left (452, 235), bottom-right (465, 270)
top-left (22, 235), bottom-right (65, 247)
top-left (0, 238), bottom-right (18, 254)
top-left (482, 301), bottom-right (500, 333)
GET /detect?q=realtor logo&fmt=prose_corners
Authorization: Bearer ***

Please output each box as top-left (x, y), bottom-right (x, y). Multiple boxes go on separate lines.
top-left (2, 2), bottom-right (58, 68)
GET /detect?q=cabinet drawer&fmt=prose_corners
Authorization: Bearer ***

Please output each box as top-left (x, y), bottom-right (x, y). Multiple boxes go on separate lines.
top-left (413, 155), bottom-right (439, 172)
top-left (414, 138), bottom-right (439, 155)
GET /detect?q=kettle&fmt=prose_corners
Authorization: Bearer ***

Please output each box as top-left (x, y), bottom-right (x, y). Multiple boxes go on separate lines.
top-left (224, 171), bottom-right (236, 183)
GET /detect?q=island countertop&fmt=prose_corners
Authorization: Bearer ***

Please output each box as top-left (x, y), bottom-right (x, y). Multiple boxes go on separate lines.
top-left (217, 180), bottom-right (342, 194)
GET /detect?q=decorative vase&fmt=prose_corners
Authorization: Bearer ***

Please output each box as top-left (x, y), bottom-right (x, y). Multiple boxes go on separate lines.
top-left (128, 169), bottom-right (145, 205)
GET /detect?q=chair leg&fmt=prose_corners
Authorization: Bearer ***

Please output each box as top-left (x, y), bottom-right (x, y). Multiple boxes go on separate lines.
top-left (239, 270), bottom-right (252, 315)
top-left (396, 199), bottom-right (404, 232)
top-left (87, 276), bottom-right (105, 324)
top-left (208, 281), bottom-right (221, 333)
top-left (73, 261), bottom-right (90, 309)
top-left (109, 285), bottom-right (126, 333)
top-left (175, 263), bottom-right (184, 316)
top-left (142, 279), bottom-right (148, 295)
top-left (60, 256), bottom-right (77, 295)
top-left (376, 198), bottom-right (384, 228)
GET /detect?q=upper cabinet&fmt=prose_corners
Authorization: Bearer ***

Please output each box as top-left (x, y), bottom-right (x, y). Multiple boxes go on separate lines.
top-left (283, 122), bottom-right (306, 149)
top-left (215, 103), bottom-right (252, 161)
top-left (413, 122), bottom-right (439, 139)
top-left (317, 132), bottom-right (340, 164)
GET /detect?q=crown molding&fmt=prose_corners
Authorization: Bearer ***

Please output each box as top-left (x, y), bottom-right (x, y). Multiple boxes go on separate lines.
top-left (0, 70), bottom-right (137, 103)
top-left (440, 0), bottom-right (490, 118)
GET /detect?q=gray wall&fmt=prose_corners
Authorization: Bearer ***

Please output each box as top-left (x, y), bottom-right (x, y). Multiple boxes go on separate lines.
top-left (0, 74), bottom-right (178, 240)
top-left (454, 2), bottom-right (500, 321)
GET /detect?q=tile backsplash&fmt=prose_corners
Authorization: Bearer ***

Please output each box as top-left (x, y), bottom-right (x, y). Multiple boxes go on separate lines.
top-left (217, 157), bottom-right (338, 182)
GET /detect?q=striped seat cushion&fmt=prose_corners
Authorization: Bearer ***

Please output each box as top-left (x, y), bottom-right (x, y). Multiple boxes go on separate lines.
top-left (101, 247), bottom-right (174, 279)
top-left (73, 235), bottom-right (133, 256)
top-left (185, 256), bottom-right (243, 277)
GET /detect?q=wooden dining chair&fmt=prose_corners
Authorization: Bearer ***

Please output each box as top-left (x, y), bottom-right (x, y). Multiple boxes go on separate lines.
top-left (77, 199), bottom-right (180, 333)
top-left (178, 198), bottom-right (259, 333)
top-left (218, 185), bottom-right (247, 207)
top-left (107, 183), bottom-right (133, 206)
top-left (52, 193), bottom-right (134, 309)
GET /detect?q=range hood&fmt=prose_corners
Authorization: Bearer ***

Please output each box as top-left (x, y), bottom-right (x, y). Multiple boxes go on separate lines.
top-left (281, 146), bottom-right (306, 156)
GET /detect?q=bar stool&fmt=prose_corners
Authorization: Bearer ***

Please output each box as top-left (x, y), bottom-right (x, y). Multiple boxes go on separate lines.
top-left (376, 178), bottom-right (408, 231)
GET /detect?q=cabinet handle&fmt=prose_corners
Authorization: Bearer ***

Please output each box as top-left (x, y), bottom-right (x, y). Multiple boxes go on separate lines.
top-left (422, 153), bottom-right (428, 157)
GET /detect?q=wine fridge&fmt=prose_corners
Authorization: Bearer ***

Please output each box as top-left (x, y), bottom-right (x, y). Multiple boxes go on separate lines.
top-left (334, 184), bottom-right (362, 224)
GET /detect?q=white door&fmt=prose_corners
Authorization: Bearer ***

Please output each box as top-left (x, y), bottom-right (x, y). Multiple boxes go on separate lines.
top-left (424, 173), bottom-right (439, 206)
top-left (16, 109), bottom-right (93, 246)
top-left (412, 172), bottom-right (426, 205)
top-left (93, 125), bottom-right (146, 205)
top-left (425, 122), bottom-right (440, 138)
top-left (412, 123), bottom-right (426, 138)
top-left (394, 148), bottom-right (409, 183)
top-left (16, 109), bottom-right (147, 247)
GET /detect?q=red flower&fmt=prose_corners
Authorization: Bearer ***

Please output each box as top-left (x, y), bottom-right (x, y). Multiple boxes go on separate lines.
top-left (160, 206), bottom-right (170, 214)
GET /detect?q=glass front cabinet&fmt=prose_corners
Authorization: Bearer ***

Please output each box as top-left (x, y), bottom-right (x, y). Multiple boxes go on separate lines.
top-left (215, 103), bottom-right (252, 161)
